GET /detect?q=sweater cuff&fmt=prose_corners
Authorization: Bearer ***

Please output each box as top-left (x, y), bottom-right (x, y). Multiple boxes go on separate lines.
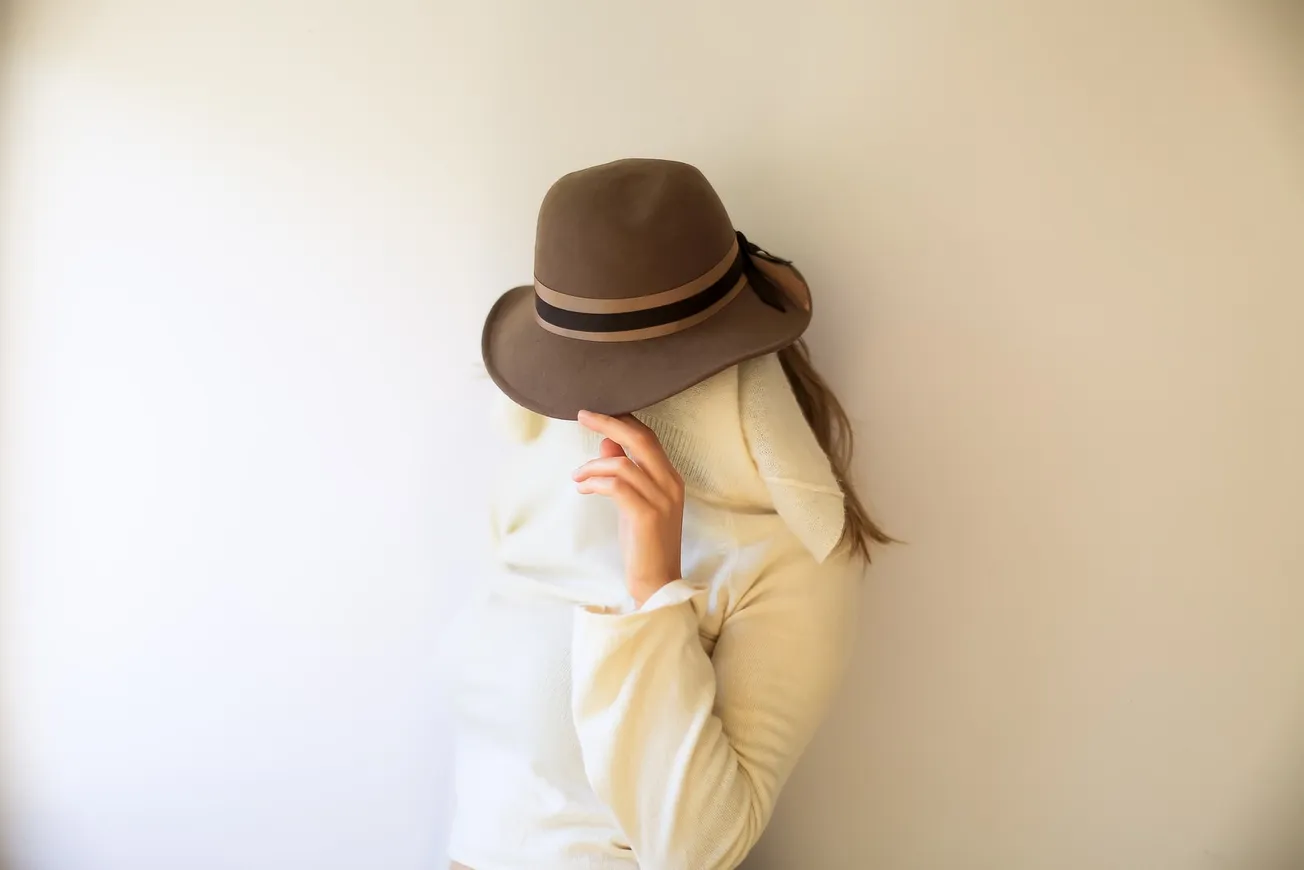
top-left (579, 579), bottom-right (700, 618)
top-left (572, 580), bottom-right (703, 678)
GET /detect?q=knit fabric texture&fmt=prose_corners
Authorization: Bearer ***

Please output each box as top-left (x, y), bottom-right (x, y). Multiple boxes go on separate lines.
top-left (442, 359), bottom-right (860, 869)
top-left (496, 353), bottom-right (847, 561)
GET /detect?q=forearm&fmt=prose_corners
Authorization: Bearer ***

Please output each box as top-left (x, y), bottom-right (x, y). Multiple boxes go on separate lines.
top-left (571, 583), bottom-right (762, 869)
top-left (570, 563), bottom-right (857, 870)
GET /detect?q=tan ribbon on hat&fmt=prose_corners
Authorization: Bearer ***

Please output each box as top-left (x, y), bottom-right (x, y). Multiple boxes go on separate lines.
top-left (533, 232), bottom-right (791, 343)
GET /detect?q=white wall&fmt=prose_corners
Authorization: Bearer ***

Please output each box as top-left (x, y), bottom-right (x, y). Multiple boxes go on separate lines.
top-left (2, 3), bottom-right (1302, 869)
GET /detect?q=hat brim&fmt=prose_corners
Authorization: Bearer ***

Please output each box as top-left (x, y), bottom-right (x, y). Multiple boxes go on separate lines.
top-left (482, 258), bottom-right (813, 420)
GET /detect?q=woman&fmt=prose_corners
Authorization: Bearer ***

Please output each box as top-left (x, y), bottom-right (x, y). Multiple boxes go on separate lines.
top-left (443, 159), bottom-right (889, 870)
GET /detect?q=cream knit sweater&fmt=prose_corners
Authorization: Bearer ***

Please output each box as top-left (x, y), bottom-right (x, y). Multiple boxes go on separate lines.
top-left (442, 362), bottom-right (860, 870)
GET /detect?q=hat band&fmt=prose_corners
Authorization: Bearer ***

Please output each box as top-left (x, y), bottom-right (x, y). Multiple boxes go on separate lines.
top-left (534, 239), bottom-right (746, 343)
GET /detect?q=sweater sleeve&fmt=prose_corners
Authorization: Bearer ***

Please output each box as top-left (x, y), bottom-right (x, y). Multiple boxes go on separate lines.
top-left (569, 552), bottom-right (859, 870)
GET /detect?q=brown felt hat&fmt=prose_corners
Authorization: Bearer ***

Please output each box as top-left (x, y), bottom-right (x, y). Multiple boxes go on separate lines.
top-left (482, 158), bottom-right (813, 420)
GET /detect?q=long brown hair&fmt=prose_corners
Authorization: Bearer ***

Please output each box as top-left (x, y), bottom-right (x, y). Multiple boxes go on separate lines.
top-left (778, 339), bottom-right (892, 562)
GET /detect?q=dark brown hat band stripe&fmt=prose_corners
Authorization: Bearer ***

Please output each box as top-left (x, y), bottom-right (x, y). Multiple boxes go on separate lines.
top-left (535, 238), bottom-right (740, 314)
top-left (535, 249), bottom-right (747, 340)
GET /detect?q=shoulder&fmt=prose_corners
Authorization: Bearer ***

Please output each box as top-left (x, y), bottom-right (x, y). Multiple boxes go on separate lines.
top-left (729, 503), bottom-right (860, 578)
top-left (711, 537), bottom-right (861, 699)
top-left (725, 513), bottom-right (862, 615)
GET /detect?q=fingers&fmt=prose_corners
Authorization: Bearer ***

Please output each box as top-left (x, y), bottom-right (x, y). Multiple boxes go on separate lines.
top-left (598, 437), bottom-right (625, 460)
top-left (576, 411), bottom-right (684, 493)
top-left (575, 475), bottom-right (657, 517)
top-left (573, 456), bottom-right (666, 507)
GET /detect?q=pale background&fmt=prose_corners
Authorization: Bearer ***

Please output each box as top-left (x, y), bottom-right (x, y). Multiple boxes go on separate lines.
top-left (2, 2), bottom-right (1302, 869)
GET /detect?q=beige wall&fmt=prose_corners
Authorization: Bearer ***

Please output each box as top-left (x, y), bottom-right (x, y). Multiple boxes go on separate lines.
top-left (2, 2), bottom-right (1301, 869)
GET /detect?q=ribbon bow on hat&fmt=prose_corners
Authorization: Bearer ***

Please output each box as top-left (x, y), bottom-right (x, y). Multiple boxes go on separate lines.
top-left (734, 231), bottom-right (793, 314)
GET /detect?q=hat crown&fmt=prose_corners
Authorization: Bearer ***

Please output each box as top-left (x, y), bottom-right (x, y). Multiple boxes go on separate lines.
top-left (534, 159), bottom-right (736, 301)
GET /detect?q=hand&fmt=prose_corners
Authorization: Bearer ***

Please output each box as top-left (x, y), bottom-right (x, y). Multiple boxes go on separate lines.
top-left (573, 411), bottom-right (685, 607)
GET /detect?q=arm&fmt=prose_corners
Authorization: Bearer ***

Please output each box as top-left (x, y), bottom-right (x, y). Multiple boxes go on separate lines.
top-left (570, 551), bottom-right (859, 870)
